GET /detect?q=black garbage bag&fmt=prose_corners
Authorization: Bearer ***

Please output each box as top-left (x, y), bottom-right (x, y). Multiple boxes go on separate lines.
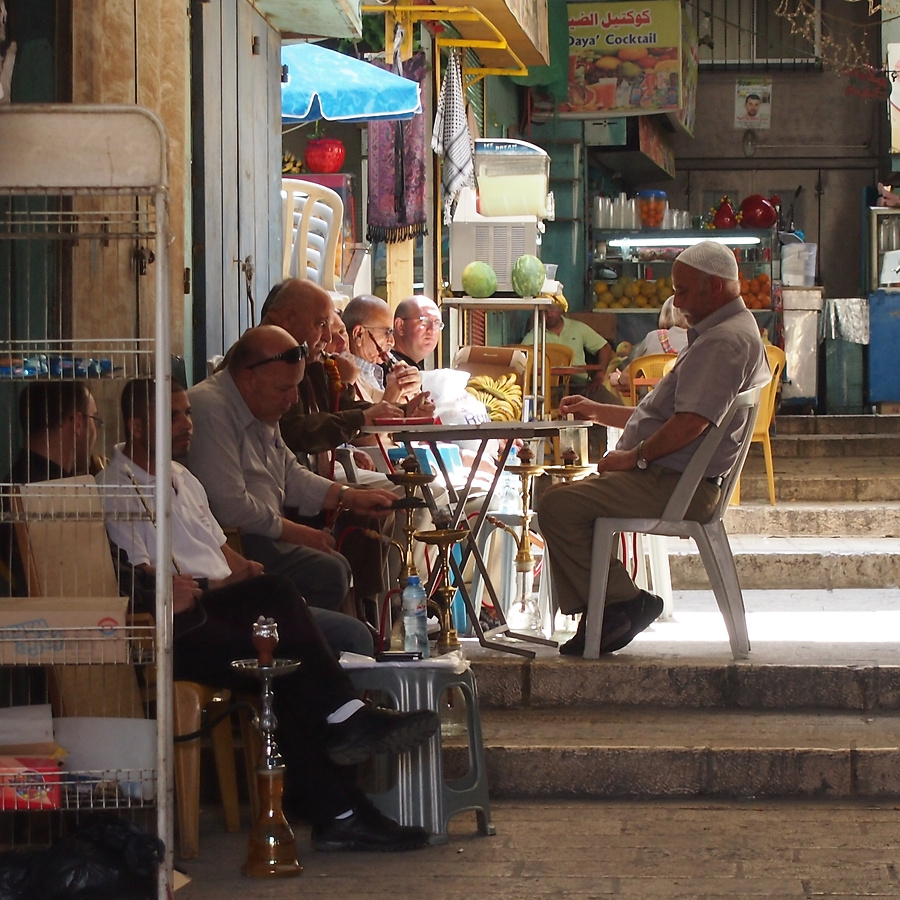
top-left (0, 815), bottom-right (164, 900)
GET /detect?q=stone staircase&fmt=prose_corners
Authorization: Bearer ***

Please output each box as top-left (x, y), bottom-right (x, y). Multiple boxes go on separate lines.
top-left (674, 414), bottom-right (900, 590)
top-left (450, 415), bottom-right (900, 804)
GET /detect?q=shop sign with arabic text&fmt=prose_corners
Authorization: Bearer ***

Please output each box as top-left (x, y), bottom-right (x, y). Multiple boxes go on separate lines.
top-left (558, 1), bottom-right (682, 118)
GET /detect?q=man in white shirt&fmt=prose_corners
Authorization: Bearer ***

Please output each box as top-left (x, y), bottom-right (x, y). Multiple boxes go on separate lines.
top-left (97, 378), bottom-right (439, 851)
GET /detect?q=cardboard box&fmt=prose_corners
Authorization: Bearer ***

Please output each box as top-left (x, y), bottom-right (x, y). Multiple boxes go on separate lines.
top-left (0, 597), bottom-right (130, 665)
top-left (0, 754), bottom-right (61, 809)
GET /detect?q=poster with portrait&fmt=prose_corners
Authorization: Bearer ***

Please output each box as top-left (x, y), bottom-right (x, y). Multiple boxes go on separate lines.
top-left (551, 1), bottom-right (683, 118)
top-left (735, 78), bottom-right (771, 129)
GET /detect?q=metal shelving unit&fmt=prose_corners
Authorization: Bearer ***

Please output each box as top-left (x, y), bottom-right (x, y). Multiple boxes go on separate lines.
top-left (0, 105), bottom-right (173, 898)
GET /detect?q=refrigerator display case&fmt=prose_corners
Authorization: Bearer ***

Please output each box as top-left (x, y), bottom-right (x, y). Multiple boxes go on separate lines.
top-left (591, 228), bottom-right (778, 347)
top-left (866, 206), bottom-right (900, 292)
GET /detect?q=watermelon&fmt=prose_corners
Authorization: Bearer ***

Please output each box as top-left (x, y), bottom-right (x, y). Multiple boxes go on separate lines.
top-left (511, 254), bottom-right (545, 298)
top-left (461, 261), bottom-right (498, 298)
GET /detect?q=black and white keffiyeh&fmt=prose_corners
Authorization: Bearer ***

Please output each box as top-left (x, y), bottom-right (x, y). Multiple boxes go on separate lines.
top-left (431, 49), bottom-right (474, 224)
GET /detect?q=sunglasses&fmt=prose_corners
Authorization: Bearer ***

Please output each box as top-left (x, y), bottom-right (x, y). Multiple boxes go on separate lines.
top-left (246, 342), bottom-right (309, 370)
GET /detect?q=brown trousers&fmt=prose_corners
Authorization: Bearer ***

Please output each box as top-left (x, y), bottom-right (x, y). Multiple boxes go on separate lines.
top-left (537, 466), bottom-right (719, 617)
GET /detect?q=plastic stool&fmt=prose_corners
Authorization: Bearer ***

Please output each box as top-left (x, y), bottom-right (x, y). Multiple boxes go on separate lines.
top-left (345, 661), bottom-right (495, 844)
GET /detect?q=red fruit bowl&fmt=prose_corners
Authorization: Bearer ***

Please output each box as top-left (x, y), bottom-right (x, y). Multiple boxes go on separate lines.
top-left (740, 195), bottom-right (777, 229)
top-left (304, 138), bottom-right (345, 174)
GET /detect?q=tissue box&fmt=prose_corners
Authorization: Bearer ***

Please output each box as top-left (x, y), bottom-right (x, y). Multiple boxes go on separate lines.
top-left (0, 598), bottom-right (129, 665)
top-left (0, 754), bottom-right (61, 810)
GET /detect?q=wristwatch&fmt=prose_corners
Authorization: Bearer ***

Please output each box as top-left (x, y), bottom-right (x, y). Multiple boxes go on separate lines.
top-left (338, 484), bottom-right (353, 506)
top-left (635, 440), bottom-right (649, 470)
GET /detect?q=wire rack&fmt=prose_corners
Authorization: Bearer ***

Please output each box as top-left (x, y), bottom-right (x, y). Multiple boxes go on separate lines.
top-left (0, 106), bottom-right (173, 894)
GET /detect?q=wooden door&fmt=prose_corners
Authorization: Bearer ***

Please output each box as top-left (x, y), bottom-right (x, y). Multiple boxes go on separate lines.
top-left (190, 0), bottom-right (282, 380)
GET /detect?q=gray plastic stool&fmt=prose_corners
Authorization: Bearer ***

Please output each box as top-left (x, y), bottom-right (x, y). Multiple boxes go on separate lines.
top-left (346, 661), bottom-right (495, 844)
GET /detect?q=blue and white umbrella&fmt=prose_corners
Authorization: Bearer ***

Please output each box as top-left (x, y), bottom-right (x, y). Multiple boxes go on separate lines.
top-left (281, 42), bottom-right (422, 124)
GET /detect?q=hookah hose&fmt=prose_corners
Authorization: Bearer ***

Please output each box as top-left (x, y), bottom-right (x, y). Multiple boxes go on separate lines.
top-left (173, 699), bottom-right (259, 743)
top-left (377, 587), bottom-right (401, 653)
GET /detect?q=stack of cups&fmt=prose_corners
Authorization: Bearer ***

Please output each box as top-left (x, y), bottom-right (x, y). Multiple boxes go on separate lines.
top-left (593, 196), bottom-right (612, 229)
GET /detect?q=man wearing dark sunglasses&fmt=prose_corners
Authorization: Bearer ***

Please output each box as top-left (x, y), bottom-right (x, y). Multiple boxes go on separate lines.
top-left (186, 325), bottom-right (398, 634)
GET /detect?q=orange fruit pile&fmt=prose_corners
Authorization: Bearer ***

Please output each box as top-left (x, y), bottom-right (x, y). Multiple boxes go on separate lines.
top-left (740, 272), bottom-right (771, 310)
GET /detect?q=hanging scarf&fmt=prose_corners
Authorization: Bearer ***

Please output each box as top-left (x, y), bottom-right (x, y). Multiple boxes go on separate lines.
top-left (366, 39), bottom-right (428, 244)
top-left (432, 48), bottom-right (474, 225)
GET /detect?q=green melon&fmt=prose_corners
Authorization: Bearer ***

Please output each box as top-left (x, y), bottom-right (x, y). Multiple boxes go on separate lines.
top-left (511, 254), bottom-right (546, 298)
top-left (461, 261), bottom-right (498, 299)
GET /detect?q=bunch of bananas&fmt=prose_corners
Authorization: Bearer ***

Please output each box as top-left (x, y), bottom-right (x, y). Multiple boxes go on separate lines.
top-left (465, 373), bottom-right (523, 421)
top-left (282, 152), bottom-right (303, 174)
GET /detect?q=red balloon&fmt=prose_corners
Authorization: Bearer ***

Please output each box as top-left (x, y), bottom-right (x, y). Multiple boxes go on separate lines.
top-left (740, 195), bottom-right (777, 229)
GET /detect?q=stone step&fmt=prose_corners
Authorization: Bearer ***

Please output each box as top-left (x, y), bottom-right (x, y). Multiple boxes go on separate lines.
top-left (737, 456), bottom-right (900, 502)
top-left (775, 414), bottom-right (900, 436)
top-left (468, 650), bottom-right (900, 712)
top-left (764, 433), bottom-right (900, 458)
top-left (454, 644), bottom-right (900, 801)
top-left (723, 502), bottom-right (900, 537)
top-left (450, 706), bottom-right (900, 800)
top-left (669, 535), bottom-right (900, 590)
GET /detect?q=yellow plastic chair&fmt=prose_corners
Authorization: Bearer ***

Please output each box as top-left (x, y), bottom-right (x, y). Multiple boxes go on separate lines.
top-left (732, 345), bottom-right (786, 506)
top-left (505, 343), bottom-right (575, 414)
top-left (625, 353), bottom-right (677, 406)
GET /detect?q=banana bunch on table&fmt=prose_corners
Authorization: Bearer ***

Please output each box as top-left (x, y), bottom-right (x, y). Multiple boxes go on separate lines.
top-left (465, 373), bottom-right (523, 421)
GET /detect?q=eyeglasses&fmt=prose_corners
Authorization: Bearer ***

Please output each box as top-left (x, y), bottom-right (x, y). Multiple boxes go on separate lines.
top-left (245, 342), bottom-right (309, 370)
top-left (401, 316), bottom-right (444, 332)
top-left (364, 326), bottom-right (394, 339)
top-left (85, 413), bottom-right (104, 428)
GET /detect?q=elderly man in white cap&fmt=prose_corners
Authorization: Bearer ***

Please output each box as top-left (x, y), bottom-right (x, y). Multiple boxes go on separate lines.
top-left (538, 240), bottom-right (771, 656)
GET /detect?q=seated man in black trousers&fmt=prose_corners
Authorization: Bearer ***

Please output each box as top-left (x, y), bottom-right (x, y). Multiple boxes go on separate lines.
top-left (96, 378), bottom-right (439, 852)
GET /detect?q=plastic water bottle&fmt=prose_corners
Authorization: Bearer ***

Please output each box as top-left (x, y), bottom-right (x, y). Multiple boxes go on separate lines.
top-left (402, 575), bottom-right (429, 658)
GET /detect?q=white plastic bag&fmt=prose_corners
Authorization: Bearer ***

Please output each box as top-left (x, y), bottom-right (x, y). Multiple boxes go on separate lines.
top-left (420, 368), bottom-right (489, 426)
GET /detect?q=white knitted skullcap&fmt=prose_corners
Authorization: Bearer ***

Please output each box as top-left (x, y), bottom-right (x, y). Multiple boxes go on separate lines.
top-left (676, 241), bottom-right (739, 281)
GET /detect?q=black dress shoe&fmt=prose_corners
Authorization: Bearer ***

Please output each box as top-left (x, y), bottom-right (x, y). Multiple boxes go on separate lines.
top-left (603, 590), bottom-right (664, 653)
top-left (325, 704), bottom-right (440, 766)
top-left (311, 805), bottom-right (429, 852)
top-left (558, 606), bottom-right (632, 656)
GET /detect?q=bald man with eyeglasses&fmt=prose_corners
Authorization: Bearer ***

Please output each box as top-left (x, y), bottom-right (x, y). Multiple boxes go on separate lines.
top-left (391, 295), bottom-right (444, 370)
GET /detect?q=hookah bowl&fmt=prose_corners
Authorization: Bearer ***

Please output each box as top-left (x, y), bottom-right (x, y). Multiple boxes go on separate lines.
top-left (231, 617), bottom-right (302, 878)
top-left (543, 445), bottom-right (593, 484)
top-left (413, 525), bottom-right (469, 653)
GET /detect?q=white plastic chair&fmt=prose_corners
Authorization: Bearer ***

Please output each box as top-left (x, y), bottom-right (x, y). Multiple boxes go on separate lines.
top-left (281, 177), bottom-right (349, 306)
top-left (583, 386), bottom-right (762, 660)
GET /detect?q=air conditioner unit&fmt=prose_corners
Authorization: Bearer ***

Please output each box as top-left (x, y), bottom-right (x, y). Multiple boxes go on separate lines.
top-left (449, 187), bottom-right (542, 293)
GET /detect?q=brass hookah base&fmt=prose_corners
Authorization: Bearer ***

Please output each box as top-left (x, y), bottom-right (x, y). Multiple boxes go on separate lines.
top-left (413, 526), bottom-right (468, 653)
top-left (232, 619), bottom-right (302, 879)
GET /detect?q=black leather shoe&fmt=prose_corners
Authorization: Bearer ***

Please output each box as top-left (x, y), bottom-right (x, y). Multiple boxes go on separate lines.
top-left (311, 806), bottom-right (429, 852)
top-left (558, 606), bottom-right (631, 656)
top-left (325, 705), bottom-right (440, 766)
top-left (603, 590), bottom-right (664, 653)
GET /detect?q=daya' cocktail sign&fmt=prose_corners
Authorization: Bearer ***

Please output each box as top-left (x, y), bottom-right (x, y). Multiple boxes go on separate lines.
top-left (558, 1), bottom-right (682, 117)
